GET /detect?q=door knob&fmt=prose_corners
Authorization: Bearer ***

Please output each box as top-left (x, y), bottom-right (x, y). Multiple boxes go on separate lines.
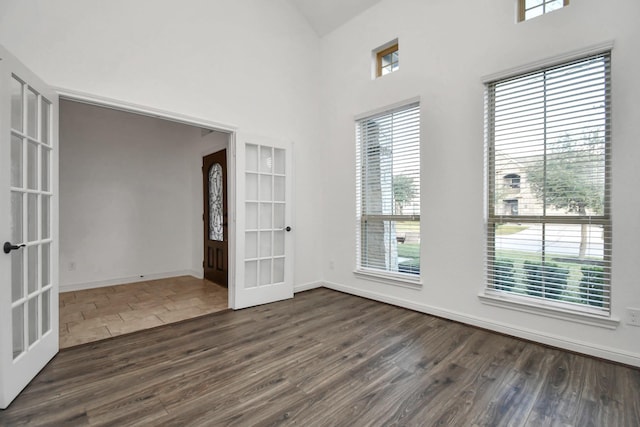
top-left (284, 226), bottom-right (292, 232)
top-left (3, 242), bottom-right (26, 254)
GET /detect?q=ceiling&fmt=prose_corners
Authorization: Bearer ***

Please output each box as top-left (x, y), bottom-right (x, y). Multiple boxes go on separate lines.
top-left (288, 0), bottom-right (383, 37)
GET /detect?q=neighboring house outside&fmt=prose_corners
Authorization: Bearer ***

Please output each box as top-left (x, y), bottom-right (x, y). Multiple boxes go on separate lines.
top-left (495, 152), bottom-right (574, 218)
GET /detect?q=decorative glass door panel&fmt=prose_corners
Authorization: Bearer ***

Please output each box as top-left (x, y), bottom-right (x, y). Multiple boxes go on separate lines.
top-left (209, 163), bottom-right (224, 242)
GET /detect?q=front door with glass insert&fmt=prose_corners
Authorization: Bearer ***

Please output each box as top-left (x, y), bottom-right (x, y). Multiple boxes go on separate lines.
top-left (0, 45), bottom-right (58, 409)
top-left (203, 149), bottom-right (228, 286)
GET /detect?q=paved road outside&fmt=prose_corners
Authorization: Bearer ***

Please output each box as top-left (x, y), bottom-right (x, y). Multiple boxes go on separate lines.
top-left (496, 223), bottom-right (604, 258)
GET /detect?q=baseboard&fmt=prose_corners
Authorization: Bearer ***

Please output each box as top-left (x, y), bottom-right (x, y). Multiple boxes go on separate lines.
top-left (60, 270), bottom-right (199, 293)
top-left (321, 281), bottom-right (640, 368)
top-left (294, 281), bottom-right (323, 293)
top-left (190, 269), bottom-right (204, 280)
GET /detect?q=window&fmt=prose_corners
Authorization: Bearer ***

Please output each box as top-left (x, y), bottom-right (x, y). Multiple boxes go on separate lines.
top-left (356, 102), bottom-right (420, 282)
top-left (375, 42), bottom-right (399, 77)
top-left (504, 173), bottom-right (521, 189)
top-left (503, 199), bottom-right (519, 216)
top-left (485, 52), bottom-right (611, 315)
top-left (519, 0), bottom-right (569, 22)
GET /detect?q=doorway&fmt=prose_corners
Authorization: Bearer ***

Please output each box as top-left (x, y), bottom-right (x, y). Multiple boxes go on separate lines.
top-left (56, 99), bottom-right (234, 347)
top-left (203, 149), bottom-right (228, 287)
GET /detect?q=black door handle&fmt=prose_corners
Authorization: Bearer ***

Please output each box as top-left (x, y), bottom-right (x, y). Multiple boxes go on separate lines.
top-left (3, 242), bottom-right (26, 254)
top-left (284, 226), bottom-right (292, 232)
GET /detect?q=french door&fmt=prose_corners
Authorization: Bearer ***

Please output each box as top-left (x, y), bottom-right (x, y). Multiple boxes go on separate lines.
top-left (233, 135), bottom-right (293, 309)
top-left (0, 45), bottom-right (59, 409)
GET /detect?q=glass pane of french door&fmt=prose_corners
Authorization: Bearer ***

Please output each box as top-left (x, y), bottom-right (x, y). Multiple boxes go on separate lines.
top-left (10, 74), bottom-right (53, 360)
top-left (244, 144), bottom-right (287, 288)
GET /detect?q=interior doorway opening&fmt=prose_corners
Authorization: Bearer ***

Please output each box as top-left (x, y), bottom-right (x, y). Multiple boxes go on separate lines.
top-left (57, 95), bottom-right (235, 346)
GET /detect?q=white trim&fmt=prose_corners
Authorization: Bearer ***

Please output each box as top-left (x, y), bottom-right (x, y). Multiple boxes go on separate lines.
top-left (479, 292), bottom-right (620, 330)
top-left (227, 134), bottom-right (237, 310)
top-left (482, 41), bottom-right (615, 84)
top-left (354, 96), bottom-right (421, 121)
top-left (55, 87), bottom-right (237, 133)
top-left (60, 270), bottom-right (201, 292)
top-left (294, 281), bottom-right (323, 293)
top-left (353, 269), bottom-right (422, 289)
top-left (320, 281), bottom-right (640, 368)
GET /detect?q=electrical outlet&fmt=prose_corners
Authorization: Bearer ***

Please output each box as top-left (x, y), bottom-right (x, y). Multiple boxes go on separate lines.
top-left (627, 308), bottom-right (640, 327)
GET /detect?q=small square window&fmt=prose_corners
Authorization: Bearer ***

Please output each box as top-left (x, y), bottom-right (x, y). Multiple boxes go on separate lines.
top-left (518, 0), bottom-right (569, 22)
top-left (374, 42), bottom-right (399, 78)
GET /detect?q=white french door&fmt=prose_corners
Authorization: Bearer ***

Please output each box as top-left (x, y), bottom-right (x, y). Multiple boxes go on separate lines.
top-left (233, 135), bottom-right (294, 309)
top-left (0, 45), bottom-right (58, 409)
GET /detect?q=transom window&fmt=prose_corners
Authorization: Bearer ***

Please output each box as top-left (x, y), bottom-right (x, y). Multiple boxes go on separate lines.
top-left (519, 0), bottom-right (569, 21)
top-left (356, 102), bottom-right (420, 283)
top-left (375, 42), bottom-right (399, 78)
top-left (485, 52), bottom-right (611, 315)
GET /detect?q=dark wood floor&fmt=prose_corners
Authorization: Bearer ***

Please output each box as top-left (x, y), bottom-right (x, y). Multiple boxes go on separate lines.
top-left (2, 288), bottom-right (639, 426)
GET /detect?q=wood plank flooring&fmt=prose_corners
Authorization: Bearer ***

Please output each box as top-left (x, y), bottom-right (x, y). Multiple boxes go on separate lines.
top-left (59, 276), bottom-right (228, 348)
top-left (2, 288), bottom-right (639, 426)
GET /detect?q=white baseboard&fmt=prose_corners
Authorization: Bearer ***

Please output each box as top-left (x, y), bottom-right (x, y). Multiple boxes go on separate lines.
top-left (294, 281), bottom-right (323, 293)
top-left (60, 270), bottom-right (200, 293)
top-left (322, 281), bottom-right (640, 368)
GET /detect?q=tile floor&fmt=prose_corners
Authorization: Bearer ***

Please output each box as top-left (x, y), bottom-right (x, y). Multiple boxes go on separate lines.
top-left (59, 276), bottom-right (228, 348)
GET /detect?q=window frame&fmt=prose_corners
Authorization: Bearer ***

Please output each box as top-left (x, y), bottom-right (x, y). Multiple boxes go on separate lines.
top-left (483, 50), bottom-right (613, 321)
top-left (354, 101), bottom-right (421, 287)
top-left (518, 0), bottom-right (570, 22)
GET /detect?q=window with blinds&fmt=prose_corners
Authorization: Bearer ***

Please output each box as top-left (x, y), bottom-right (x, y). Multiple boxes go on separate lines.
top-left (485, 52), bottom-right (611, 315)
top-left (356, 102), bottom-right (420, 281)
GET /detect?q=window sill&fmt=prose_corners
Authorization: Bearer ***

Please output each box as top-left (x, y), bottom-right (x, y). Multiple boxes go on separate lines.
top-left (479, 291), bottom-right (620, 330)
top-left (354, 268), bottom-right (422, 289)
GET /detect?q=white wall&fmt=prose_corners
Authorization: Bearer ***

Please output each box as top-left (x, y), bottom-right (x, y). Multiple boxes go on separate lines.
top-left (0, 0), bottom-right (324, 289)
top-left (320, 0), bottom-right (640, 366)
top-left (59, 100), bottom-right (230, 290)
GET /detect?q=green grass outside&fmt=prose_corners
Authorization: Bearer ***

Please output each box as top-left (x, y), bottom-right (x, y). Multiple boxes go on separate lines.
top-left (396, 221), bottom-right (420, 232)
top-left (397, 242), bottom-right (420, 270)
top-left (397, 243), bottom-right (419, 259)
top-left (495, 224), bottom-right (529, 235)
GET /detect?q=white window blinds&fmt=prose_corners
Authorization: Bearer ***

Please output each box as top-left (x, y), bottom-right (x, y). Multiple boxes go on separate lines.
top-left (486, 52), bottom-right (611, 314)
top-left (356, 102), bottom-right (420, 278)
